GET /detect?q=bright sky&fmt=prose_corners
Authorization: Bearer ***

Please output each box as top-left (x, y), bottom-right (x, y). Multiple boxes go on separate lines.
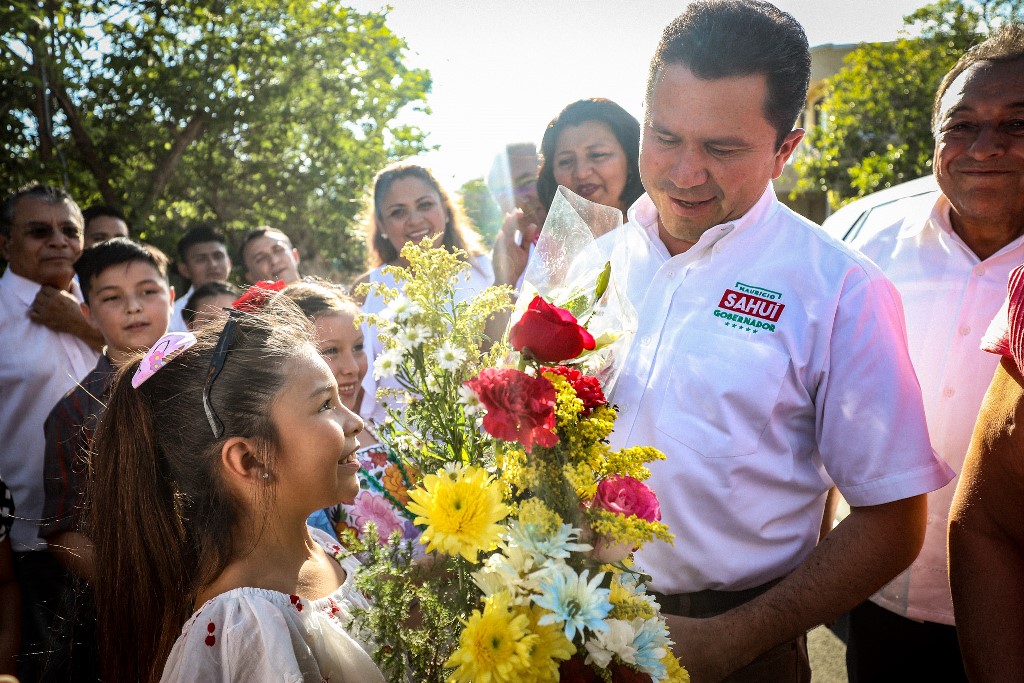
top-left (346, 0), bottom-right (937, 188)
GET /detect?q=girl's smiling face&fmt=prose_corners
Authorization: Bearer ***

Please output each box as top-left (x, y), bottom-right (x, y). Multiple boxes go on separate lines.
top-left (313, 310), bottom-right (367, 413)
top-left (270, 346), bottom-right (364, 510)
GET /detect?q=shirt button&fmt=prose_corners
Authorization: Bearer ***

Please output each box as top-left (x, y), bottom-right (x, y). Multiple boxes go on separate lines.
top-left (959, 325), bottom-right (971, 336)
top-left (641, 335), bottom-right (654, 346)
top-left (943, 387), bottom-right (955, 398)
top-left (974, 265), bottom-right (987, 276)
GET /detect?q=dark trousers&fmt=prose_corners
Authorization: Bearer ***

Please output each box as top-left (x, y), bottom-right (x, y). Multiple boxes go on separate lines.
top-left (653, 580), bottom-right (811, 683)
top-left (846, 600), bottom-right (968, 683)
top-left (12, 550), bottom-right (100, 682)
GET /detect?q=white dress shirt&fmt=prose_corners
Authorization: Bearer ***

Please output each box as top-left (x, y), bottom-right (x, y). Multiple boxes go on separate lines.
top-left (0, 269), bottom-right (98, 550)
top-left (607, 186), bottom-right (954, 594)
top-left (360, 254), bottom-right (494, 428)
top-left (168, 285), bottom-right (193, 332)
top-left (855, 193), bottom-right (1024, 624)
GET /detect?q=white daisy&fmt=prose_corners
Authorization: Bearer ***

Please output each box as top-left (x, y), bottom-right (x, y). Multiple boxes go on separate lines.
top-left (458, 384), bottom-right (484, 416)
top-left (373, 347), bottom-right (405, 380)
top-left (381, 296), bottom-right (421, 322)
top-left (396, 324), bottom-right (431, 350)
top-left (433, 342), bottom-right (467, 372)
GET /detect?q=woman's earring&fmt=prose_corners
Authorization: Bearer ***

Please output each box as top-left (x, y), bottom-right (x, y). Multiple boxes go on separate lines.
top-left (262, 472), bottom-right (270, 480)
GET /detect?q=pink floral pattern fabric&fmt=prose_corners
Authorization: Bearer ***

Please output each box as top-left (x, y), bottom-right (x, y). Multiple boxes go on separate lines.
top-left (323, 444), bottom-right (422, 553)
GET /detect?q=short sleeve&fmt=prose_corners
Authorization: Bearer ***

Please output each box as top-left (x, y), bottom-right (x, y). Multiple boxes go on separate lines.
top-left (981, 264), bottom-right (1024, 368)
top-left (160, 595), bottom-right (309, 683)
top-left (817, 270), bottom-right (954, 506)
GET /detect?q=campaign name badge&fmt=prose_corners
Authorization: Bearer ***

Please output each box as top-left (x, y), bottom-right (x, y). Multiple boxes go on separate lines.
top-left (713, 281), bottom-right (784, 333)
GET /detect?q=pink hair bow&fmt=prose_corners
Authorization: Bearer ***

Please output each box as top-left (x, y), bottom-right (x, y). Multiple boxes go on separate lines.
top-left (132, 331), bottom-right (197, 388)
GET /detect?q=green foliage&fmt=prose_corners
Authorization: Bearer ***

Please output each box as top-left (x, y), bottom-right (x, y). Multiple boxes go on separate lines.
top-left (458, 177), bottom-right (503, 248)
top-left (793, 0), bottom-right (1022, 208)
top-left (1, 0), bottom-right (431, 278)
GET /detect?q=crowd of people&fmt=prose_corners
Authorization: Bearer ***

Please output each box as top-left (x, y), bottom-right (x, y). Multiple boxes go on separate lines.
top-left (0, 0), bottom-right (1022, 681)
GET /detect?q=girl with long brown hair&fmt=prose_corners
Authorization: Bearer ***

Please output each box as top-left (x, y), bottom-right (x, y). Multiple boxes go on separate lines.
top-left (87, 297), bottom-right (383, 682)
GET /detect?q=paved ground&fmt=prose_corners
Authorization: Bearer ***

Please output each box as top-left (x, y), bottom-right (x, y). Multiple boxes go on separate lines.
top-left (809, 622), bottom-right (847, 682)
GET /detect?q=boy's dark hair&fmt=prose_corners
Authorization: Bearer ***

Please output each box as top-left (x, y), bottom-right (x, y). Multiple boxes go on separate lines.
top-left (183, 281), bottom-right (241, 327)
top-left (75, 237), bottom-right (170, 304)
top-left (648, 0), bottom-right (811, 148)
top-left (83, 204), bottom-right (131, 232)
top-left (1, 183), bottom-right (82, 238)
top-left (536, 98), bottom-right (645, 212)
top-left (932, 23), bottom-right (1024, 132)
top-left (176, 223), bottom-right (227, 261)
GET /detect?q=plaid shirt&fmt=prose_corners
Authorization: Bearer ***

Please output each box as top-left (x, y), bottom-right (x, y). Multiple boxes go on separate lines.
top-left (40, 355), bottom-right (114, 539)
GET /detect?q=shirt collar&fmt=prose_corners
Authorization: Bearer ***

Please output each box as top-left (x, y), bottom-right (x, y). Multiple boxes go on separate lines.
top-left (628, 183), bottom-right (779, 259)
top-left (0, 268), bottom-right (84, 310)
top-left (901, 193), bottom-right (1024, 259)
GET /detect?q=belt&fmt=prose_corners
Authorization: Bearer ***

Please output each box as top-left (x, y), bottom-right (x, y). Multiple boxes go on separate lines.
top-left (652, 577), bottom-right (784, 619)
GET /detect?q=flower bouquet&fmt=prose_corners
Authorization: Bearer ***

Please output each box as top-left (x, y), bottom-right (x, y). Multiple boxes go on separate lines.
top-left (349, 193), bottom-right (687, 682)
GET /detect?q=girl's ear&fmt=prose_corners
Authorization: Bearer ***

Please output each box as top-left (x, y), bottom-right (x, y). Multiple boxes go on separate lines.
top-left (221, 437), bottom-right (268, 485)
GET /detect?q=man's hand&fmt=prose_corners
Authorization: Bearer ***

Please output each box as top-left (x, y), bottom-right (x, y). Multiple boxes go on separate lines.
top-left (492, 209), bottom-right (540, 287)
top-left (30, 286), bottom-right (104, 351)
top-left (665, 614), bottom-right (745, 683)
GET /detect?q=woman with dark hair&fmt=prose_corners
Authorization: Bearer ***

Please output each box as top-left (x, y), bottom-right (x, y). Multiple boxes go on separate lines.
top-left (536, 98), bottom-right (644, 215)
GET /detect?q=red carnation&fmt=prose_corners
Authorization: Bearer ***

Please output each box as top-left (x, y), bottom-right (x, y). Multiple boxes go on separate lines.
top-left (232, 280), bottom-right (286, 313)
top-left (594, 475), bottom-right (662, 523)
top-left (543, 365), bottom-right (607, 415)
top-left (464, 368), bottom-right (558, 453)
top-left (510, 296), bottom-right (596, 363)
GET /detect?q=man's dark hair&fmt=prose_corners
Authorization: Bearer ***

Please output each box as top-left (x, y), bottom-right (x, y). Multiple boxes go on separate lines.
top-left (83, 204), bottom-right (131, 233)
top-left (183, 280), bottom-right (240, 328)
top-left (536, 98), bottom-right (645, 212)
top-left (75, 237), bottom-right (170, 304)
top-left (1, 183), bottom-right (82, 238)
top-left (932, 23), bottom-right (1024, 132)
top-left (238, 226), bottom-right (293, 264)
top-left (647, 0), bottom-right (811, 148)
top-left (176, 224), bottom-right (227, 261)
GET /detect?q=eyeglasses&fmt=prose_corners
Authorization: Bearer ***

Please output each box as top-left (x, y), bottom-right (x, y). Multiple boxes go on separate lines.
top-left (203, 309), bottom-right (242, 438)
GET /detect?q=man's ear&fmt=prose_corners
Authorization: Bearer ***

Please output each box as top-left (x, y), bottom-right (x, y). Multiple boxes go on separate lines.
top-left (292, 248), bottom-right (300, 267)
top-left (221, 436), bottom-right (269, 487)
top-left (168, 284), bottom-right (175, 306)
top-left (177, 261), bottom-right (190, 281)
top-left (0, 233), bottom-right (9, 262)
top-left (771, 128), bottom-right (805, 179)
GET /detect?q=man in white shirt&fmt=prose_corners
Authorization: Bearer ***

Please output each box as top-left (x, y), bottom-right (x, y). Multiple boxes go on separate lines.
top-left (846, 24), bottom-right (1024, 682)
top-left (169, 224), bottom-right (232, 331)
top-left (606, 3), bottom-right (954, 680)
top-left (0, 183), bottom-right (99, 677)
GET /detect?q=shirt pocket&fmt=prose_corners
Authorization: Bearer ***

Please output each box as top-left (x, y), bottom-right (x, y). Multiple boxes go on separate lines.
top-left (655, 334), bottom-right (790, 458)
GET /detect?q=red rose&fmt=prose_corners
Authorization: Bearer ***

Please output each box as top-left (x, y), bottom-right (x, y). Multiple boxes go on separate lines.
top-left (543, 365), bottom-right (607, 414)
top-left (464, 368), bottom-right (558, 453)
top-left (232, 280), bottom-right (286, 312)
top-left (510, 296), bottom-right (596, 363)
top-left (594, 475), bottom-right (661, 523)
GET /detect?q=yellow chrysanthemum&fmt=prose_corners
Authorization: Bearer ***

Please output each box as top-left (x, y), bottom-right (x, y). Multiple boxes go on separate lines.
top-left (447, 592), bottom-right (537, 683)
top-left (406, 464), bottom-right (510, 562)
top-left (662, 651), bottom-right (691, 682)
top-left (608, 575), bottom-right (656, 621)
top-left (516, 604), bottom-right (576, 683)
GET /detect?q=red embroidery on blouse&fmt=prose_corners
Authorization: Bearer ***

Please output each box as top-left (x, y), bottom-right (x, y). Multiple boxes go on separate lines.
top-left (323, 598), bottom-right (341, 619)
top-left (289, 594), bottom-right (304, 612)
top-left (204, 621), bottom-right (216, 647)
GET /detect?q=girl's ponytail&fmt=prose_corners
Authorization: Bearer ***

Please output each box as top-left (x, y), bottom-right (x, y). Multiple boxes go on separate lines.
top-left (88, 360), bottom-right (192, 683)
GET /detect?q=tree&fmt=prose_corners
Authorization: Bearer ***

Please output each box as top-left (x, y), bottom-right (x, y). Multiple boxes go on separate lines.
top-left (458, 177), bottom-right (502, 249)
top-left (1, 0), bottom-right (431, 278)
top-left (793, 0), bottom-right (1023, 209)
